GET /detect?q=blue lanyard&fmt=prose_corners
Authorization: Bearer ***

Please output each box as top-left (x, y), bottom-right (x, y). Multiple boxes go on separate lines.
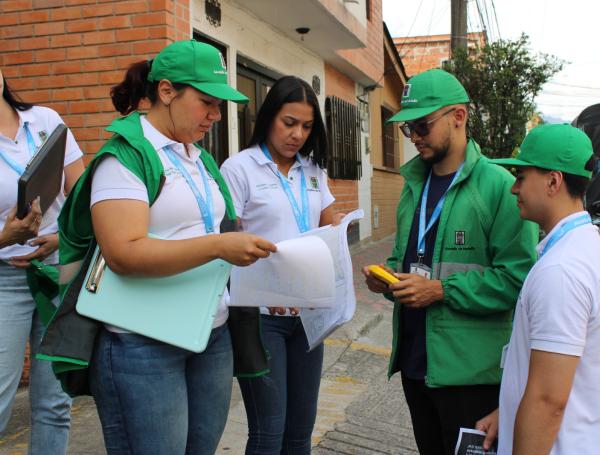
top-left (260, 143), bottom-right (310, 233)
top-left (163, 145), bottom-right (215, 233)
top-left (417, 163), bottom-right (464, 258)
top-left (0, 122), bottom-right (38, 176)
top-left (540, 213), bottom-right (591, 258)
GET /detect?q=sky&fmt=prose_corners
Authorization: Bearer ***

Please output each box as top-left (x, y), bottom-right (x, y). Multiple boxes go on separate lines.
top-left (382, 0), bottom-right (600, 123)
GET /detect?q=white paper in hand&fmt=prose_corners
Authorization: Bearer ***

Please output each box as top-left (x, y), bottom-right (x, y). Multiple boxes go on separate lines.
top-left (229, 235), bottom-right (335, 308)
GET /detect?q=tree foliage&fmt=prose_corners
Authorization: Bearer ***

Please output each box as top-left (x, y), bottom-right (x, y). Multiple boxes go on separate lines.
top-left (443, 34), bottom-right (563, 158)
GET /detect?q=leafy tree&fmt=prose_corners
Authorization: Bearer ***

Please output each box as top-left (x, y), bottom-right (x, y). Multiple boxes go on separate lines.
top-left (444, 34), bottom-right (563, 158)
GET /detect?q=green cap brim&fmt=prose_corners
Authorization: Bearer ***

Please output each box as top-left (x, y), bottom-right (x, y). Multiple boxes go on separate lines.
top-left (190, 82), bottom-right (249, 104)
top-left (490, 158), bottom-right (535, 168)
top-left (386, 105), bottom-right (444, 124)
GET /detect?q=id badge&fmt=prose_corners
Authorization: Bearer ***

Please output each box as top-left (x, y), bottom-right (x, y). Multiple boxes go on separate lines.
top-left (410, 263), bottom-right (432, 280)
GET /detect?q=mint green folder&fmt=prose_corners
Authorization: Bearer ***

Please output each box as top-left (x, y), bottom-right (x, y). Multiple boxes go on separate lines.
top-left (76, 246), bottom-right (231, 353)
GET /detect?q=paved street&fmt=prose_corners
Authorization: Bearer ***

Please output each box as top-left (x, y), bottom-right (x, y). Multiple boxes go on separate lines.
top-left (0, 235), bottom-right (418, 455)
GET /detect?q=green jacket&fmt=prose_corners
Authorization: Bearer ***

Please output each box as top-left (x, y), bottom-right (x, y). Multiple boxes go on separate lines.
top-left (386, 139), bottom-right (537, 387)
top-left (39, 112), bottom-right (269, 396)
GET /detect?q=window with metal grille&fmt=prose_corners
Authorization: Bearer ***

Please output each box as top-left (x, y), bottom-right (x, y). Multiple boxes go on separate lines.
top-left (325, 96), bottom-right (361, 180)
top-left (381, 106), bottom-right (397, 168)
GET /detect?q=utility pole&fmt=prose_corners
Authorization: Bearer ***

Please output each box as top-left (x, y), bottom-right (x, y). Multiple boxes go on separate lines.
top-left (450, 0), bottom-right (468, 56)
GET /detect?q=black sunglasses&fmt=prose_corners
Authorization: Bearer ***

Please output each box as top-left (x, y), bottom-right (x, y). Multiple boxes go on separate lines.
top-left (399, 107), bottom-right (457, 138)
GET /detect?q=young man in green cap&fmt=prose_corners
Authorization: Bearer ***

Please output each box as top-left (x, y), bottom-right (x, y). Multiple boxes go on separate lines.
top-left (362, 68), bottom-right (538, 454)
top-left (476, 124), bottom-right (600, 455)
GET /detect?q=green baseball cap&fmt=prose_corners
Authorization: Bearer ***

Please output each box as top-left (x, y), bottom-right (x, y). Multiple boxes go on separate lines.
top-left (492, 124), bottom-right (593, 178)
top-left (148, 40), bottom-right (248, 104)
top-left (387, 69), bottom-right (469, 123)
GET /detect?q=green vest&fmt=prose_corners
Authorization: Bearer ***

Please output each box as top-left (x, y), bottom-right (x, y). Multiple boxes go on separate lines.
top-left (38, 112), bottom-right (269, 396)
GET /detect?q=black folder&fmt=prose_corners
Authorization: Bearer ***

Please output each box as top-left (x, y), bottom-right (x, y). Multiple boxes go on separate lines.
top-left (16, 124), bottom-right (67, 219)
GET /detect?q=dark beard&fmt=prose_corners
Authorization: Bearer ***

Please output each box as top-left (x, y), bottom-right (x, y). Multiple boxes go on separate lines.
top-left (421, 145), bottom-right (449, 164)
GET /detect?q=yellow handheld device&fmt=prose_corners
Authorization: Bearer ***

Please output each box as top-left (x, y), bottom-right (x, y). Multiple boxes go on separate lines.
top-left (367, 265), bottom-right (400, 285)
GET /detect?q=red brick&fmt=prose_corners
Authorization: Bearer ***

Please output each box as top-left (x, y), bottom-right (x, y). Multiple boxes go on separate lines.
top-left (50, 33), bottom-right (82, 47)
top-left (82, 30), bottom-right (115, 45)
top-left (2, 24), bottom-right (33, 38)
top-left (132, 39), bottom-right (166, 55)
top-left (114, 0), bottom-right (147, 14)
top-left (1, 0), bottom-right (33, 12)
top-left (72, 126), bottom-right (101, 140)
top-left (35, 48), bottom-right (66, 62)
top-left (0, 12), bottom-right (20, 26)
top-left (20, 36), bottom-right (50, 50)
top-left (83, 85), bottom-right (111, 99)
top-left (115, 55), bottom-right (145, 69)
top-left (53, 87), bottom-right (84, 101)
top-left (1, 40), bottom-right (20, 52)
top-left (97, 42), bottom-right (132, 57)
top-left (20, 63), bottom-right (50, 76)
top-left (21, 89), bottom-right (52, 103)
top-left (99, 70), bottom-right (124, 85)
top-left (52, 60), bottom-right (83, 75)
top-left (115, 27), bottom-right (149, 42)
top-left (81, 3), bottom-right (113, 17)
top-left (49, 101), bottom-right (68, 115)
top-left (84, 59), bottom-right (117, 72)
top-left (33, 21), bottom-right (65, 36)
top-left (32, 0), bottom-right (62, 8)
top-left (70, 100), bottom-right (107, 114)
top-left (98, 15), bottom-right (131, 29)
top-left (4, 51), bottom-right (34, 65)
top-left (65, 0), bottom-right (95, 5)
top-left (2, 66), bottom-right (21, 78)
top-left (132, 12), bottom-right (166, 27)
top-left (149, 26), bottom-right (169, 39)
top-left (66, 72), bottom-right (99, 86)
top-left (66, 46), bottom-right (99, 59)
top-left (85, 112), bottom-right (116, 127)
top-left (50, 5), bottom-right (81, 20)
top-left (148, 0), bottom-right (169, 10)
top-left (35, 74), bottom-right (67, 89)
top-left (19, 9), bottom-right (48, 23)
top-left (62, 114), bottom-right (85, 128)
top-left (66, 18), bottom-right (97, 33)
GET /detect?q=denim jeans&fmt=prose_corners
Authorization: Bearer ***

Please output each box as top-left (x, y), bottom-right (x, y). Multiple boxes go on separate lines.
top-left (238, 315), bottom-right (324, 455)
top-left (0, 262), bottom-right (72, 455)
top-left (90, 323), bottom-right (233, 455)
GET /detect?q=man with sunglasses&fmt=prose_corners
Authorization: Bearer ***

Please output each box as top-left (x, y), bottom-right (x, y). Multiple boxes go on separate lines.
top-left (362, 69), bottom-right (537, 455)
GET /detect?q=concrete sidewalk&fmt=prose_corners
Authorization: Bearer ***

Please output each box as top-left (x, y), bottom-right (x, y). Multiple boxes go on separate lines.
top-left (1, 235), bottom-right (417, 455)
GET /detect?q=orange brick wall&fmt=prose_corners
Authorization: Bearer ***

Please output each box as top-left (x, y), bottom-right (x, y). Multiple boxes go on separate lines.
top-left (394, 32), bottom-right (486, 77)
top-left (371, 169), bottom-right (403, 241)
top-left (2, 0), bottom-right (192, 386)
top-left (0, 0), bottom-right (191, 162)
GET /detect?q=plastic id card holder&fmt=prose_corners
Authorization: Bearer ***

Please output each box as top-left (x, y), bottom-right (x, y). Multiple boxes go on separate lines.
top-left (76, 245), bottom-right (231, 353)
top-left (410, 263), bottom-right (432, 280)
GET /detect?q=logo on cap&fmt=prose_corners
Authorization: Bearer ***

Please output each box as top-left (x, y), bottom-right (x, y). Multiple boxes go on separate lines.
top-left (402, 84), bottom-right (411, 98)
top-left (214, 51), bottom-right (227, 75)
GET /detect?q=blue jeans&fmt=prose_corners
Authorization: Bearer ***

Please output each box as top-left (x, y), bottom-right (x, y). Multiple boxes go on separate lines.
top-left (238, 315), bottom-right (324, 455)
top-left (90, 323), bottom-right (233, 455)
top-left (0, 262), bottom-right (72, 455)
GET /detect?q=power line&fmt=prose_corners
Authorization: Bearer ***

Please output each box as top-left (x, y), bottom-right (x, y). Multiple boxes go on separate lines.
top-left (395, 0), bottom-right (426, 54)
top-left (541, 90), bottom-right (600, 98)
top-left (489, 0), bottom-right (501, 39)
top-left (547, 81), bottom-right (600, 90)
top-left (417, 0), bottom-right (438, 73)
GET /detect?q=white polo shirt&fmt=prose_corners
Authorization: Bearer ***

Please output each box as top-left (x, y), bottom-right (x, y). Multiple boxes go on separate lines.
top-left (498, 212), bottom-right (600, 454)
top-left (0, 106), bottom-right (83, 263)
top-left (90, 115), bottom-right (229, 328)
top-left (220, 144), bottom-right (335, 315)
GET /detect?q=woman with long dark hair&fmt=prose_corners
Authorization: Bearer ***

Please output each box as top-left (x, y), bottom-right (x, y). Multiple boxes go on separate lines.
top-left (221, 75), bottom-right (341, 454)
top-left (0, 68), bottom-right (84, 454)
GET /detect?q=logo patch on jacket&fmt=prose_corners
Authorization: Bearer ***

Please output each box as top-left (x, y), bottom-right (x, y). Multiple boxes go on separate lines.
top-left (455, 231), bottom-right (465, 245)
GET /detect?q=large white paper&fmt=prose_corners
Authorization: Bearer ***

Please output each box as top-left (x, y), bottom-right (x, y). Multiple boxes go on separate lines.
top-left (229, 235), bottom-right (336, 308)
top-left (300, 209), bottom-right (364, 350)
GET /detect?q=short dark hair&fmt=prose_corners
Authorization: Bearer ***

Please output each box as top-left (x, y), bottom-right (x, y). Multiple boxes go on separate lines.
top-left (2, 76), bottom-right (33, 111)
top-left (248, 76), bottom-right (327, 169)
top-left (562, 156), bottom-right (597, 199)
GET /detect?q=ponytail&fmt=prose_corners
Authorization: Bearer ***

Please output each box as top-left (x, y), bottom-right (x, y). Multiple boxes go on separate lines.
top-left (110, 60), bottom-right (157, 115)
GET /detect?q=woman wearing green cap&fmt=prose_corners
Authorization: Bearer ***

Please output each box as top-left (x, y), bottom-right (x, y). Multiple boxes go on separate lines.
top-left (45, 40), bottom-right (277, 454)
